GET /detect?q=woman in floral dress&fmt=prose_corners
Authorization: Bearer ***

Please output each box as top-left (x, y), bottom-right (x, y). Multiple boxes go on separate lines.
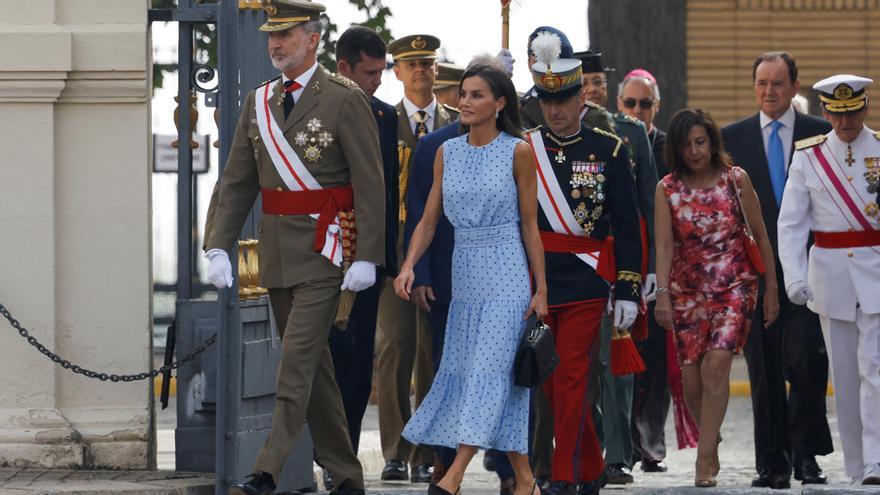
top-left (654, 109), bottom-right (779, 487)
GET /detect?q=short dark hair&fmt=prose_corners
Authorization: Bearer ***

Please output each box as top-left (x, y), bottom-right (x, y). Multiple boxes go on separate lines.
top-left (458, 64), bottom-right (522, 138)
top-left (752, 51), bottom-right (798, 84)
top-left (665, 108), bottom-right (732, 177)
top-left (336, 26), bottom-right (387, 69)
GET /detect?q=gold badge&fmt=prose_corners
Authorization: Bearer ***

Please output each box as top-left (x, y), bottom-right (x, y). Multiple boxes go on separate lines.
top-left (834, 83), bottom-right (854, 100)
top-left (262, 0), bottom-right (278, 16)
top-left (294, 119), bottom-right (333, 163)
top-left (541, 73), bottom-right (562, 92)
top-left (866, 202), bottom-right (879, 219)
top-left (411, 36), bottom-right (427, 50)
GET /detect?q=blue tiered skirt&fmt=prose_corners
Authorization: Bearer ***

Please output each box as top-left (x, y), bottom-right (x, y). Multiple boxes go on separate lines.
top-left (402, 222), bottom-right (531, 454)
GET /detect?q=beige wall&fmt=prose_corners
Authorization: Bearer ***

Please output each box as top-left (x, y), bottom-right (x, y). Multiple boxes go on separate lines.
top-left (0, 0), bottom-right (151, 468)
top-left (688, 0), bottom-right (880, 128)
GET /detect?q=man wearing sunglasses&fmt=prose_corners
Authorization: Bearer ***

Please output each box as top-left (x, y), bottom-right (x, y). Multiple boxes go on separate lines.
top-left (618, 70), bottom-right (666, 178)
top-left (572, 50), bottom-right (659, 490)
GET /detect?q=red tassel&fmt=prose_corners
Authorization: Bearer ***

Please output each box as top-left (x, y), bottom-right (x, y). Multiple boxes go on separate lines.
top-left (611, 328), bottom-right (646, 376)
top-left (667, 330), bottom-right (699, 448)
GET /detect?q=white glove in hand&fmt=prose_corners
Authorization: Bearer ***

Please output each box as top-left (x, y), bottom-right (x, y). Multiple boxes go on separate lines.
top-left (643, 273), bottom-right (658, 302)
top-left (496, 49), bottom-right (515, 77)
top-left (614, 300), bottom-right (639, 330)
top-left (205, 249), bottom-right (232, 289)
top-left (341, 261), bottom-right (377, 292)
top-left (787, 281), bottom-right (813, 305)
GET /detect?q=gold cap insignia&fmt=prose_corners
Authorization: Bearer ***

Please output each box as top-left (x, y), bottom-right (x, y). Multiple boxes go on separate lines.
top-left (541, 73), bottom-right (562, 92)
top-left (262, 0), bottom-right (278, 16)
top-left (834, 83), bottom-right (854, 100)
top-left (411, 36), bottom-right (427, 50)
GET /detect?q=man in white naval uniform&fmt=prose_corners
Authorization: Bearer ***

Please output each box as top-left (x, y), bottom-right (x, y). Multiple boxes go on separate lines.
top-left (778, 74), bottom-right (880, 485)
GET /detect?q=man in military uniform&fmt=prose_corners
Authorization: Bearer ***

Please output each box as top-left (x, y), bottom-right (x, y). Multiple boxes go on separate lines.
top-left (526, 32), bottom-right (643, 495)
top-left (375, 33), bottom-right (457, 483)
top-left (203, 2), bottom-right (385, 494)
top-left (433, 62), bottom-right (464, 109)
top-left (778, 74), bottom-right (880, 485)
top-left (573, 49), bottom-right (658, 488)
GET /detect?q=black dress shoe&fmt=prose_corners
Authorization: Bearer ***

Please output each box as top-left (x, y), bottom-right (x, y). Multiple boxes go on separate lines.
top-left (751, 470), bottom-right (791, 489)
top-left (229, 472), bottom-right (276, 495)
top-left (640, 460), bottom-right (668, 473)
top-left (331, 481), bottom-right (366, 495)
top-left (794, 456), bottom-right (827, 485)
top-left (546, 480), bottom-right (576, 495)
top-left (411, 463), bottom-right (433, 483)
top-left (381, 460), bottom-right (408, 481)
top-left (605, 464), bottom-right (634, 484)
top-left (535, 476), bottom-right (550, 495)
top-left (575, 472), bottom-right (607, 495)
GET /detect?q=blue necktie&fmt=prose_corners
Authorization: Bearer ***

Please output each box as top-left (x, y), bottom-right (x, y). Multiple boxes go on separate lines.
top-left (767, 120), bottom-right (785, 205)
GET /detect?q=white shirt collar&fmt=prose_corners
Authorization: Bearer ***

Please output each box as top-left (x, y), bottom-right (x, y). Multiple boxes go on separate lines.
top-left (759, 104), bottom-right (795, 131)
top-left (281, 61), bottom-right (320, 89)
top-left (402, 96), bottom-right (437, 120)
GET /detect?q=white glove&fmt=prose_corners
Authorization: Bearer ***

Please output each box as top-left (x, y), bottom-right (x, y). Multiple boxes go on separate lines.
top-left (496, 48), bottom-right (515, 77)
top-left (341, 261), bottom-right (377, 292)
top-left (614, 300), bottom-right (639, 330)
top-left (643, 273), bottom-right (658, 302)
top-left (787, 281), bottom-right (813, 305)
top-left (205, 249), bottom-right (232, 289)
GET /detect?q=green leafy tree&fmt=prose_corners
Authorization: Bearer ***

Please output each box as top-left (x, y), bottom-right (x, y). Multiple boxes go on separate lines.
top-left (151, 0), bottom-right (392, 90)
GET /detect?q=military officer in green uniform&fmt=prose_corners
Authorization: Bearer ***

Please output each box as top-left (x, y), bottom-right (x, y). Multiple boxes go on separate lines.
top-left (573, 49), bottom-right (659, 489)
top-left (375, 33), bottom-right (458, 483)
top-left (203, 2), bottom-right (385, 494)
top-left (433, 62), bottom-right (465, 109)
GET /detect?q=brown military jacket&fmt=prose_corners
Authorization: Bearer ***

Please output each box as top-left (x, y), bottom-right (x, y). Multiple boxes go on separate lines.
top-left (205, 66), bottom-right (385, 288)
top-left (394, 100), bottom-right (458, 227)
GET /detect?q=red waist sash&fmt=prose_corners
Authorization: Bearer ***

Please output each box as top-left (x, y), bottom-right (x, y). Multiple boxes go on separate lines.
top-left (262, 186), bottom-right (354, 252)
top-left (540, 230), bottom-right (616, 283)
top-left (813, 230), bottom-right (880, 249)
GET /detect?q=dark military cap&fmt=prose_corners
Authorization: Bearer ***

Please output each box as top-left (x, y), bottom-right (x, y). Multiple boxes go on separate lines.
top-left (530, 31), bottom-right (583, 101)
top-left (434, 62), bottom-right (465, 89)
top-left (388, 34), bottom-right (441, 62)
top-left (573, 50), bottom-right (615, 74)
top-left (259, 0), bottom-right (325, 32)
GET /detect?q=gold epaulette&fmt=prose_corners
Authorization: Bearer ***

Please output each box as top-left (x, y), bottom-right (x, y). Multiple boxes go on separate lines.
top-left (441, 103), bottom-right (460, 115)
top-left (329, 72), bottom-right (358, 88)
top-left (585, 100), bottom-right (605, 111)
top-left (592, 127), bottom-right (624, 158)
top-left (795, 134), bottom-right (827, 151)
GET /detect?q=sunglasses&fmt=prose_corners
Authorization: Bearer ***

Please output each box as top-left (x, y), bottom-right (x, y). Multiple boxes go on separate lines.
top-left (622, 98), bottom-right (656, 110)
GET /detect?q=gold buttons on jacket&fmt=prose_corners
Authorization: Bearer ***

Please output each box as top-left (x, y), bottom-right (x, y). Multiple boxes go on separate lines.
top-left (847, 251), bottom-right (854, 257)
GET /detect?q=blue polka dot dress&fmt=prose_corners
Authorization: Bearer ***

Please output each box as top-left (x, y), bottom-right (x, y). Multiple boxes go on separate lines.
top-left (402, 131), bottom-right (531, 454)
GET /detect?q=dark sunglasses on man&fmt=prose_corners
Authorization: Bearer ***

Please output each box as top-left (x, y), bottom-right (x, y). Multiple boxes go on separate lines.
top-left (622, 97), bottom-right (655, 110)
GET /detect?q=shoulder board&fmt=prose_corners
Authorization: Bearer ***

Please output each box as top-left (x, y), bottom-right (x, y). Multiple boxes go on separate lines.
top-left (524, 125), bottom-right (543, 135)
top-left (255, 75), bottom-right (281, 90)
top-left (592, 127), bottom-right (624, 158)
top-left (441, 103), bottom-right (460, 115)
top-left (584, 100), bottom-right (605, 112)
top-left (614, 112), bottom-right (641, 126)
top-left (328, 72), bottom-right (358, 89)
top-left (795, 134), bottom-right (827, 151)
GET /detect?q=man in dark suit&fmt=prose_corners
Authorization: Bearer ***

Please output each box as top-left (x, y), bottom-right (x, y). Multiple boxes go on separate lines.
top-left (721, 51), bottom-right (833, 489)
top-left (327, 25), bottom-right (398, 461)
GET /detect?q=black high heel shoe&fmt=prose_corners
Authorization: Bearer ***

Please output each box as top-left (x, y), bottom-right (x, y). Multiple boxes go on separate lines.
top-left (428, 483), bottom-right (461, 495)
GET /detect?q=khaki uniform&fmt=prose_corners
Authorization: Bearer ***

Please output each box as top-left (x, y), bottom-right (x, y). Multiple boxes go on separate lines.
top-left (374, 101), bottom-right (456, 466)
top-left (205, 66), bottom-right (385, 486)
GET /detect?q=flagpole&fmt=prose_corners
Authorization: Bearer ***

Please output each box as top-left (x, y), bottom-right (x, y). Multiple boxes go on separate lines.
top-left (501, 1), bottom-right (510, 49)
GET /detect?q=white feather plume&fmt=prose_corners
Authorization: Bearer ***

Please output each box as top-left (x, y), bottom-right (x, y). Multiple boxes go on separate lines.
top-left (532, 31), bottom-right (562, 68)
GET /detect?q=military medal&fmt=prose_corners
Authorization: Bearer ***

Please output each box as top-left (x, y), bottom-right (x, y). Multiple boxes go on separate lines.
top-left (292, 118), bottom-right (333, 163)
top-left (865, 157), bottom-right (880, 193)
top-left (556, 149), bottom-right (566, 164)
top-left (865, 202), bottom-right (880, 220)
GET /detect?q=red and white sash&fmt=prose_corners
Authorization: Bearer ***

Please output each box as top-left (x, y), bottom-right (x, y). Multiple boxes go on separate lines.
top-left (807, 142), bottom-right (878, 233)
top-left (255, 80), bottom-right (343, 265)
top-left (526, 129), bottom-right (600, 269)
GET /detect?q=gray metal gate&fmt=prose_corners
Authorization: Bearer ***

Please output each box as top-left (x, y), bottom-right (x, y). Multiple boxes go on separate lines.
top-left (149, 2), bottom-right (314, 493)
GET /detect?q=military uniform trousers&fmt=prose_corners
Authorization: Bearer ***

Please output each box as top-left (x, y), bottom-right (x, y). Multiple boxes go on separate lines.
top-left (631, 302), bottom-right (670, 464)
top-left (543, 300), bottom-right (606, 484)
top-left (744, 284), bottom-right (832, 475)
top-left (255, 277), bottom-right (363, 488)
top-left (376, 226), bottom-right (434, 466)
top-left (329, 268), bottom-right (384, 453)
top-left (597, 313), bottom-right (635, 467)
top-left (820, 308), bottom-right (880, 478)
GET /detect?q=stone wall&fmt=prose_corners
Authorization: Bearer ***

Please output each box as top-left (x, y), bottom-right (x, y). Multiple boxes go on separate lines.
top-left (0, 0), bottom-right (152, 469)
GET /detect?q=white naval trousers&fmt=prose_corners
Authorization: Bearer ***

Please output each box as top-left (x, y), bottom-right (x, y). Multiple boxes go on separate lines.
top-left (820, 308), bottom-right (880, 478)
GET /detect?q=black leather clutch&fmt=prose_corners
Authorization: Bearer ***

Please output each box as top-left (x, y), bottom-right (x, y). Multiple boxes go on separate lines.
top-left (513, 316), bottom-right (559, 388)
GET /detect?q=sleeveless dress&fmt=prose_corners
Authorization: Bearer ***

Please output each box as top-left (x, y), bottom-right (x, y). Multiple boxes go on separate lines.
top-left (402, 131), bottom-right (531, 454)
top-left (661, 167), bottom-right (758, 366)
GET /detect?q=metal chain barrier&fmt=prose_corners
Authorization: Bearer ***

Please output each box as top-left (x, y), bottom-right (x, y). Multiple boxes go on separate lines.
top-left (0, 302), bottom-right (215, 383)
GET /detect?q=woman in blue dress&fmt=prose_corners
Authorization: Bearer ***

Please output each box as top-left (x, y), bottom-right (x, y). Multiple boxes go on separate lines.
top-left (394, 64), bottom-right (547, 495)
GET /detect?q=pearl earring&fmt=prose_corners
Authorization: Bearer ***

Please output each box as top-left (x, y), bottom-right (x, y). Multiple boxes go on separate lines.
top-left (495, 111), bottom-right (500, 118)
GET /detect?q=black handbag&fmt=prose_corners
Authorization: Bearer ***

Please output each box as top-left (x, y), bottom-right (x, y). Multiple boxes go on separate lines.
top-left (513, 316), bottom-right (559, 388)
